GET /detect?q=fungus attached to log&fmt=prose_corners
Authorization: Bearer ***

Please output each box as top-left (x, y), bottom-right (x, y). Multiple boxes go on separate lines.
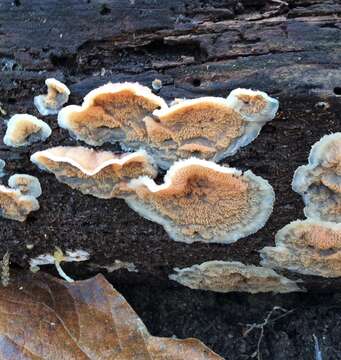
top-left (169, 261), bottom-right (302, 293)
top-left (260, 219), bottom-right (341, 278)
top-left (58, 82), bottom-right (167, 147)
top-left (31, 146), bottom-right (157, 198)
top-left (292, 133), bottom-right (341, 222)
top-left (34, 78), bottom-right (70, 116)
top-left (0, 175), bottom-right (41, 222)
top-left (147, 89), bottom-right (278, 168)
top-left (126, 158), bottom-right (275, 244)
top-left (8, 174), bottom-right (42, 198)
top-left (3, 114), bottom-right (52, 147)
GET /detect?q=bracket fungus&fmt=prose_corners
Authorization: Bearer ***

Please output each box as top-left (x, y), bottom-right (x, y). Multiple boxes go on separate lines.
top-left (0, 175), bottom-right (41, 222)
top-left (292, 133), bottom-right (341, 222)
top-left (58, 82), bottom-right (167, 147)
top-left (8, 174), bottom-right (42, 198)
top-left (148, 89), bottom-right (279, 168)
top-left (31, 146), bottom-right (157, 198)
top-left (260, 219), bottom-right (341, 278)
top-left (169, 261), bottom-right (302, 293)
top-left (3, 114), bottom-right (51, 147)
top-left (126, 158), bottom-right (275, 244)
top-left (34, 78), bottom-right (70, 115)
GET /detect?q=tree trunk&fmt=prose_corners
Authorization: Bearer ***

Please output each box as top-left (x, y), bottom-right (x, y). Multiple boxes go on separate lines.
top-left (0, 0), bottom-right (341, 290)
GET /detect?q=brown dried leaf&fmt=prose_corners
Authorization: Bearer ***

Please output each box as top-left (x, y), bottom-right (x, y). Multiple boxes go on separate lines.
top-left (0, 272), bottom-right (222, 360)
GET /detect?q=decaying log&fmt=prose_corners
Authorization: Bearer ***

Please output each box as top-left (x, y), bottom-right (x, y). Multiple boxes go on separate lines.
top-left (0, 0), bottom-right (341, 290)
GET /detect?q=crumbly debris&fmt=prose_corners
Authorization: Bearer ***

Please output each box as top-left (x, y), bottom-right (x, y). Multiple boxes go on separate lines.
top-left (29, 249), bottom-right (90, 282)
top-left (31, 146), bottom-right (157, 198)
top-left (260, 219), bottom-right (341, 277)
top-left (3, 114), bottom-right (51, 147)
top-left (88, 260), bottom-right (138, 273)
top-left (169, 260), bottom-right (302, 293)
top-left (34, 78), bottom-right (70, 116)
top-left (126, 158), bottom-right (274, 244)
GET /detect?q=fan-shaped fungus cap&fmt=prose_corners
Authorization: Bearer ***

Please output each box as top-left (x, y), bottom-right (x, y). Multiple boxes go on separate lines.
top-left (260, 219), bottom-right (341, 278)
top-left (31, 146), bottom-right (157, 198)
top-left (8, 174), bottom-right (42, 198)
top-left (58, 82), bottom-right (168, 147)
top-left (148, 90), bottom-right (279, 169)
top-left (3, 114), bottom-right (52, 147)
top-left (0, 176), bottom-right (40, 222)
top-left (169, 261), bottom-right (302, 293)
top-left (126, 158), bottom-right (275, 244)
top-left (226, 88), bottom-right (279, 123)
top-left (292, 133), bottom-right (341, 222)
top-left (34, 78), bottom-right (70, 116)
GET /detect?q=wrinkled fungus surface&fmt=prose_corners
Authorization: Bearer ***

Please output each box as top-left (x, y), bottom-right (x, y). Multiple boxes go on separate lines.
top-left (149, 89), bottom-right (279, 168)
top-left (58, 82), bottom-right (167, 147)
top-left (31, 146), bottom-right (157, 198)
top-left (169, 260), bottom-right (302, 293)
top-left (8, 174), bottom-right (42, 198)
top-left (3, 114), bottom-right (51, 147)
top-left (34, 78), bottom-right (70, 116)
top-left (293, 133), bottom-right (341, 222)
top-left (126, 158), bottom-right (275, 244)
top-left (260, 219), bottom-right (341, 277)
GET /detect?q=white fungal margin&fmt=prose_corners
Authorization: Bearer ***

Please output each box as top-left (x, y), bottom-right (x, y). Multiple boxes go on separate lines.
top-left (58, 82), bottom-right (168, 132)
top-left (8, 174), bottom-right (42, 198)
top-left (31, 147), bottom-right (155, 177)
top-left (126, 158), bottom-right (275, 244)
top-left (34, 78), bottom-right (70, 116)
top-left (3, 114), bottom-right (51, 147)
top-left (292, 133), bottom-right (341, 222)
top-left (169, 260), bottom-right (303, 294)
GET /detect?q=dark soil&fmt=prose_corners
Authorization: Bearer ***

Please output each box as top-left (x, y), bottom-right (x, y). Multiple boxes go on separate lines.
top-left (119, 282), bottom-right (341, 360)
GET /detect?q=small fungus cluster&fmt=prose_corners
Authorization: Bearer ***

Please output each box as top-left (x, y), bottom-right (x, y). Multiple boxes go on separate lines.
top-left (28, 81), bottom-right (277, 246)
top-left (1, 79), bottom-right (284, 292)
top-left (260, 133), bottom-right (341, 278)
top-left (0, 174), bottom-right (41, 222)
top-left (58, 83), bottom-right (278, 169)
